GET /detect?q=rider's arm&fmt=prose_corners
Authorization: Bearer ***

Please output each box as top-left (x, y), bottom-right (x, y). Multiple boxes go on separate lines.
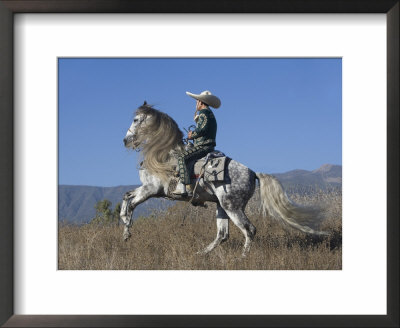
top-left (189, 112), bottom-right (207, 139)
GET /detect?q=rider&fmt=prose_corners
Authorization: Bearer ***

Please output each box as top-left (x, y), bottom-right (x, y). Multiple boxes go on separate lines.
top-left (173, 90), bottom-right (221, 196)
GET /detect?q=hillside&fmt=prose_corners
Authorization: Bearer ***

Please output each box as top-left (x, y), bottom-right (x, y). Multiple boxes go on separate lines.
top-left (59, 188), bottom-right (342, 270)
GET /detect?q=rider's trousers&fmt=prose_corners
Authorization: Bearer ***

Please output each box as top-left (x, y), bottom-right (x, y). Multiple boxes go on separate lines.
top-left (177, 145), bottom-right (214, 184)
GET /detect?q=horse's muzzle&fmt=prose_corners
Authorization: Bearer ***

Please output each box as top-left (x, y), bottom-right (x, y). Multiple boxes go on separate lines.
top-left (123, 135), bottom-right (137, 148)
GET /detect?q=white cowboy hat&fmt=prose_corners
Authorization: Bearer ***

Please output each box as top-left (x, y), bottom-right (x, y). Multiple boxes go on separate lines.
top-left (186, 90), bottom-right (221, 108)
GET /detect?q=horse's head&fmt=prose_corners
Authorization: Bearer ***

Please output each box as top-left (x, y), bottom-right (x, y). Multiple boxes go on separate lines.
top-left (123, 102), bottom-right (184, 180)
top-left (123, 101), bottom-right (151, 149)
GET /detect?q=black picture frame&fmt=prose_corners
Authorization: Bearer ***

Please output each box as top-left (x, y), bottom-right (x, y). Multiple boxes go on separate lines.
top-left (0, 1), bottom-right (398, 327)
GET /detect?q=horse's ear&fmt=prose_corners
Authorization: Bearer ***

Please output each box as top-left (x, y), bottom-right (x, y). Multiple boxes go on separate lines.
top-left (143, 101), bottom-right (147, 106)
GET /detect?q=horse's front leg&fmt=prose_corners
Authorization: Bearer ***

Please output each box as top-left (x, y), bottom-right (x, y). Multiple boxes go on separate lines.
top-left (120, 189), bottom-right (137, 241)
top-left (120, 185), bottom-right (158, 241)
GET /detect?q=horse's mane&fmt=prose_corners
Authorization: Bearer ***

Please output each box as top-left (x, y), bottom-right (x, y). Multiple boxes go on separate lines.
top-left (135, 104), bottom-right (184, 182)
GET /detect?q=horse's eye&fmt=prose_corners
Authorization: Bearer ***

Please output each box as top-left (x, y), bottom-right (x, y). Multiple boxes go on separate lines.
top-left (134, 119), bottom-right (138, 123)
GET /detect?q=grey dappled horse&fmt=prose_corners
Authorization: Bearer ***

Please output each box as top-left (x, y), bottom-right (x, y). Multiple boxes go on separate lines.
top-left (120, 103), bottom-right (326, 256)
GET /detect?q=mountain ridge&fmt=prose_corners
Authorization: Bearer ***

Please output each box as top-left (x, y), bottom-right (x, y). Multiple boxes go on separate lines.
top-left (272, 164), bottom-right (342, 190)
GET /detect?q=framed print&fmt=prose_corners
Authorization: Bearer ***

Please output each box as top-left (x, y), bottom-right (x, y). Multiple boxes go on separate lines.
top-left (57, 57), bottom-right (343, 270)
top-left (1, 1), bottom-right (398, 327)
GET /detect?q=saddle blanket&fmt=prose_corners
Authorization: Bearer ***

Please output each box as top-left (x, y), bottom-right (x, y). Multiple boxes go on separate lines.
top-left (190, 151), bottom-right (229, 182)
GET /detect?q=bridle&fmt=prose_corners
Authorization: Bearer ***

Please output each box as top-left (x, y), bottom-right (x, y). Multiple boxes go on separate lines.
top-left (128, 116), bottom-right (146, 152)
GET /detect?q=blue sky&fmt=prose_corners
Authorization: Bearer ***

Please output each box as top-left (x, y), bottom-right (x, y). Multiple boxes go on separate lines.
top-left (59, 58), bottom-right (341, 186)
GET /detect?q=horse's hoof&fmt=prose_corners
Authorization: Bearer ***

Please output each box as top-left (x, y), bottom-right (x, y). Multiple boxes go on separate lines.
top-left (123, 233), bottom-right (131, 241)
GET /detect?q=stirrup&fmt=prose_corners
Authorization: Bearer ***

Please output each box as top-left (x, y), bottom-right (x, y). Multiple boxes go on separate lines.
top-left (173, 190), bottom-right (193, 197)
top-left (173, 183), bottom-right (187, 196)
top-left (173, 183), bottom-right (193, 197)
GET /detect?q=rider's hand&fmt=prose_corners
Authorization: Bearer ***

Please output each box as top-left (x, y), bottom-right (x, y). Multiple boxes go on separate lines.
top-left (188, 131), bottom-right (193, 139)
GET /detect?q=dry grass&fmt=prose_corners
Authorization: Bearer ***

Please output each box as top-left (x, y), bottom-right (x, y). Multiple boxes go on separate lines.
top-left (58, 188), bottom-right (341, 270)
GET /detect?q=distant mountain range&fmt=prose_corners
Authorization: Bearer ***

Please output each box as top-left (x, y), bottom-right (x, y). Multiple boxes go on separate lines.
top-left (59, 164), bottom-right (341, 224)
top-left (272, 163), bottom-right (342, 192)
top-left (58, 185), bottom-right (173, 224)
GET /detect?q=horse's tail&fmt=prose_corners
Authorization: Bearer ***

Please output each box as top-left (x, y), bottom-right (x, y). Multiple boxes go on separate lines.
top-left (255, 173), bottom-right (329, 236)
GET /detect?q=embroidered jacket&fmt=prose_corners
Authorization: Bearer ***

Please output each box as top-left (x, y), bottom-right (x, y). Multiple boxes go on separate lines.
top-left (189, 108), bottom-right (217, 147)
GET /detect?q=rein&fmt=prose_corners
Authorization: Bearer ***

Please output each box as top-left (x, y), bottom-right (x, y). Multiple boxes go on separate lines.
top-left (181, 154), bottom-right (211, 226)
top-left (189, 153), bottom-right (212, 203)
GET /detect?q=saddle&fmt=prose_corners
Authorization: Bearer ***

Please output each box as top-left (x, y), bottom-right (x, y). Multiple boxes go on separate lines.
top-left (168, 150), bottom-right (229, 200)
top-left (188, 151), bottom-right (229, 182)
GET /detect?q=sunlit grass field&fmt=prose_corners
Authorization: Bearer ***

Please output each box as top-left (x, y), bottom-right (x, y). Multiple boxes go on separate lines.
top-left (58, 188), bottom-right (342, 270)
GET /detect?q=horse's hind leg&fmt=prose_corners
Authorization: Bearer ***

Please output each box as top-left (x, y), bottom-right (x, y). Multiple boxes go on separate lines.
top-left (223, 208), bottom-right (256, 257)
top-left (198, 205), bottom-right (230, 254)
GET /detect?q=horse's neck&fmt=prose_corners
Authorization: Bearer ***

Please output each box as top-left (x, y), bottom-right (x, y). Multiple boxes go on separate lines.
top-left (140, 144), bottom-right (183, 186)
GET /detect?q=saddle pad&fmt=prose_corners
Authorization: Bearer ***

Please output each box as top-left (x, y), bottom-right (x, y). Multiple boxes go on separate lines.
top-left (192, 156), bottom-right (228, 182)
